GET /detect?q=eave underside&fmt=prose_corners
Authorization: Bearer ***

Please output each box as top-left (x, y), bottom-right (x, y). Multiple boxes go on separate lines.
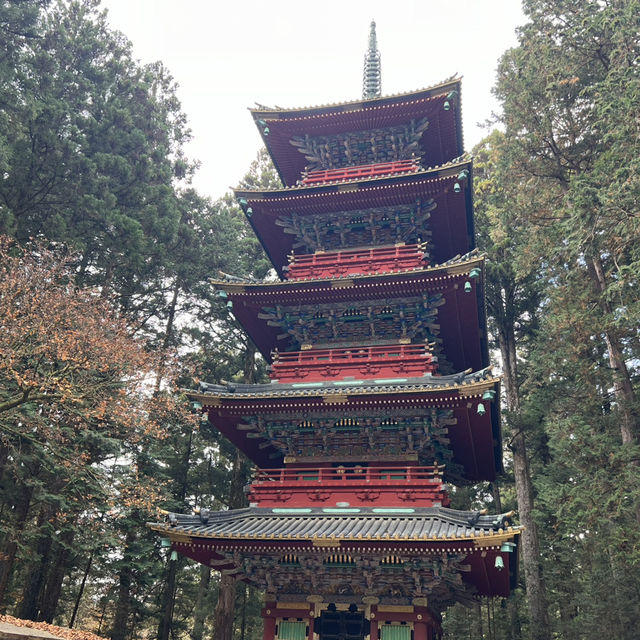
top-left (190, 372), bottom-right (503, 480)
top-left (217, 259), bottom-right (488, 373)
top-left (234, 162), bottom-right (474, 276)
top-left (251, 79), bottom-right (464, 186)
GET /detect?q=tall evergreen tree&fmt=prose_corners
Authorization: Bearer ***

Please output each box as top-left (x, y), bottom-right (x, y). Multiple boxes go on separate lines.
top-left (492, 1), bottom-right (640, 638)
top-left (472, 131), bottom-right (550, 640)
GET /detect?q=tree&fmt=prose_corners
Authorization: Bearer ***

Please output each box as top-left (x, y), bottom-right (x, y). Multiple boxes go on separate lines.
top-left (472, 131), bottom-right (550, 640)
top-left (492, 2), bottom-right (640, 637)
top-left (0, 0), bottom-right (191, 320)
top-left (0, 236), bottom-right (169, 614)
top-left (495, 0), bottom-right (640, 449)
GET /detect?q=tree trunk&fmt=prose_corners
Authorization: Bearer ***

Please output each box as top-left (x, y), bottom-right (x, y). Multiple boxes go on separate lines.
top-left (212, 449), bottom-right (247, 640)
top-left (239, 584), bottom-right (247, 640)
top-left (69, 552), bottom-right (93, 628)
top-left (154, 277), bottom-right (181, 394)
top-left (190, 566), bottom-right (211, 640)
top-left (157, 557), bottom-right (178, 640)
top-left (489, 482), bottom-right (502, 512)
top-left (157, 426), bottom-right (194, 640)
top-left (588, 255), bottom-right (638, 445)
top-left (498, 325), bottom-right (551, 640)
top-left (0, 485), bottom-right (32, 607)
top-left (212, 575), bottom-right (237, 640)
top-left (17, 507), bottom-right (54, 621)
top-left (111, 527), bottom-right (136, 640)
top-left (212, 343), bottom-right (255, 640)
top-left (39, 527), bottom-right (75, 622)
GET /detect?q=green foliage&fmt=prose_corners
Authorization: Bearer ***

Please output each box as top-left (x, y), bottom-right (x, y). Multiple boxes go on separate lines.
top-left (445, 3), bottom-right (640, 640)
top-left (0, 0), bottom-right (274, 636)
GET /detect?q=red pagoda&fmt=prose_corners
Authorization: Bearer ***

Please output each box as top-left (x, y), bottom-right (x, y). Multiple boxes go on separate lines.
top-left (151, 22), bottom-right (519, 640)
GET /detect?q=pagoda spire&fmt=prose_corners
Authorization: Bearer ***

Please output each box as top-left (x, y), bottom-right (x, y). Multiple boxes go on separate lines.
top-left (362, 20), bottom-right (382, 99)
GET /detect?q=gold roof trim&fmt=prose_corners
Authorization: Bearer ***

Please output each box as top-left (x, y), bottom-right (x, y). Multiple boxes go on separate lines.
top-left (150, 522), bottom-right (521, 546)
top-left (212, 254), bottom-right (483, 293)
top-left (459, 380), bottom-right (497, 398)
top-left (185, 375), bottom-right (500, 404)
top-left (249, 76), bottom-right (460, 116)
top-left (234, 156), bottom-right (471, 197)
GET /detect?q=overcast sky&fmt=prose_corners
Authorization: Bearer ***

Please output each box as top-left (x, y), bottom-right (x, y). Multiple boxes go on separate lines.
top-left (99, 0), bottom-right (526, 200)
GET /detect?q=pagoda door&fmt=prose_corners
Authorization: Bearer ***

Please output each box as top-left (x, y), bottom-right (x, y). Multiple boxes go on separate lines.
top-left (315, 606), bottom-right (370, 640)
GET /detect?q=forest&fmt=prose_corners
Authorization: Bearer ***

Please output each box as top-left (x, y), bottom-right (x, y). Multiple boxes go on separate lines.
top-left (0, 1), bottom-right (639, 639)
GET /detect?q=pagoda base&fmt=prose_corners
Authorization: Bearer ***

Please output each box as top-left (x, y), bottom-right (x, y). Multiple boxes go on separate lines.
top-left (261, 599), bottom-right (441, 640)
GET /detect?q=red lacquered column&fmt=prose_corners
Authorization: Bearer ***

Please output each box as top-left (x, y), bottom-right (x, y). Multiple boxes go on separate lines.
top-left (414, 621), bottom-right (429, 640)
top-left (262, 604), bottom-right (276, 640)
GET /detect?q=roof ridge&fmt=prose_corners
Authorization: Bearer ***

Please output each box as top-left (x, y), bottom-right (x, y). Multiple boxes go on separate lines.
top-left (249, 76), bottom-right (461, 115)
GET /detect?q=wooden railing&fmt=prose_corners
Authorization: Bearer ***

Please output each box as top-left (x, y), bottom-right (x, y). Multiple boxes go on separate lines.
top-left (247, 464), bottom-right (449, 508)
top-left (253, 465), bottom-right (443, 484)
top-left (284, 243), bottom-right (427, 280)
top-left (300, 159), bottom-right (420, 185)
top-left (270, 343), bottom-right (436, 383)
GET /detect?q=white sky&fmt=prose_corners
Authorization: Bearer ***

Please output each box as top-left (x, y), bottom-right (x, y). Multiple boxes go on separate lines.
top-left (99, 0), bottom-right (526, 200)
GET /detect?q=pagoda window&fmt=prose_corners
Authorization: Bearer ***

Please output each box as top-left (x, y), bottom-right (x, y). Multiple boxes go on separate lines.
top-left (323, 553), bottom-right (356, 568)
top-left (276, 620), bottom-right (308, 640)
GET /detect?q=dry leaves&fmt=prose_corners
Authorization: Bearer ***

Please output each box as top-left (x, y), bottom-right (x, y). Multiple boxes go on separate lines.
top-left (0, 615), bottom-right (105, 640)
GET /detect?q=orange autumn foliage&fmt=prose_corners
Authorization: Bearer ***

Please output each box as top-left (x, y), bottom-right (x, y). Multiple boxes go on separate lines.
top-left (0, 236), bottom-right (171, 458)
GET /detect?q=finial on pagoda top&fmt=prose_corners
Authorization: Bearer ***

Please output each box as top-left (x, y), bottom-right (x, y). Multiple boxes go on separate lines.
top-left (362, 20), bottom-right (382, 99)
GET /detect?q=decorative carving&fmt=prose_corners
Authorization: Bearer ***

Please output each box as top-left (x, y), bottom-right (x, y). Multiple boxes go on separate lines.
top-left (355, 490), bottom-right (380, 502)
top-left (259, 293), bottom-right (444, 352)
top-left (211, 548), bottom-right (473, 611)
top-left (245, 408), bottom-right (456, 469)
top-left (275, 201), bottom-right (436, 253)
top-left (307, 490), bottom-right (331, 502)
top-left (290, 119), bottom-right (429, 171)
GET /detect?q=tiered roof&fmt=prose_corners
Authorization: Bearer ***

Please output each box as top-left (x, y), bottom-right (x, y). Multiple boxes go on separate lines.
top-left (251, 78), bottom-right (463, 186)
top-left (190, 368), bottom-right (502, 481)
top-left (215, 253), bottom-right (488, 373)
top-left (150, 505), bottom-right (519, 609)
top-left (235, 159), bottom-right (474, 276)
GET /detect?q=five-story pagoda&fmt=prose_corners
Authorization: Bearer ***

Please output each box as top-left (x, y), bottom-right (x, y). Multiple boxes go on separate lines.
top-left (151, 22), bottom-right (520, 640)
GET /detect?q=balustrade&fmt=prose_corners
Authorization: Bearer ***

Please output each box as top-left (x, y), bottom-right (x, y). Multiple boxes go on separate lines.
top-left (284, 243), bottom-right (428, 280)
top-left (270, 343), bottom-right (436, 382)
top-left (248, 464), bottom-right (450, 508)
top-left (300, 159), bottom-right (420, 185)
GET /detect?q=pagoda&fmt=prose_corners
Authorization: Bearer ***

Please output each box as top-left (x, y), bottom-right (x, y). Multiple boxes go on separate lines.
top-left (151, 22), bottom-right (520, 640)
